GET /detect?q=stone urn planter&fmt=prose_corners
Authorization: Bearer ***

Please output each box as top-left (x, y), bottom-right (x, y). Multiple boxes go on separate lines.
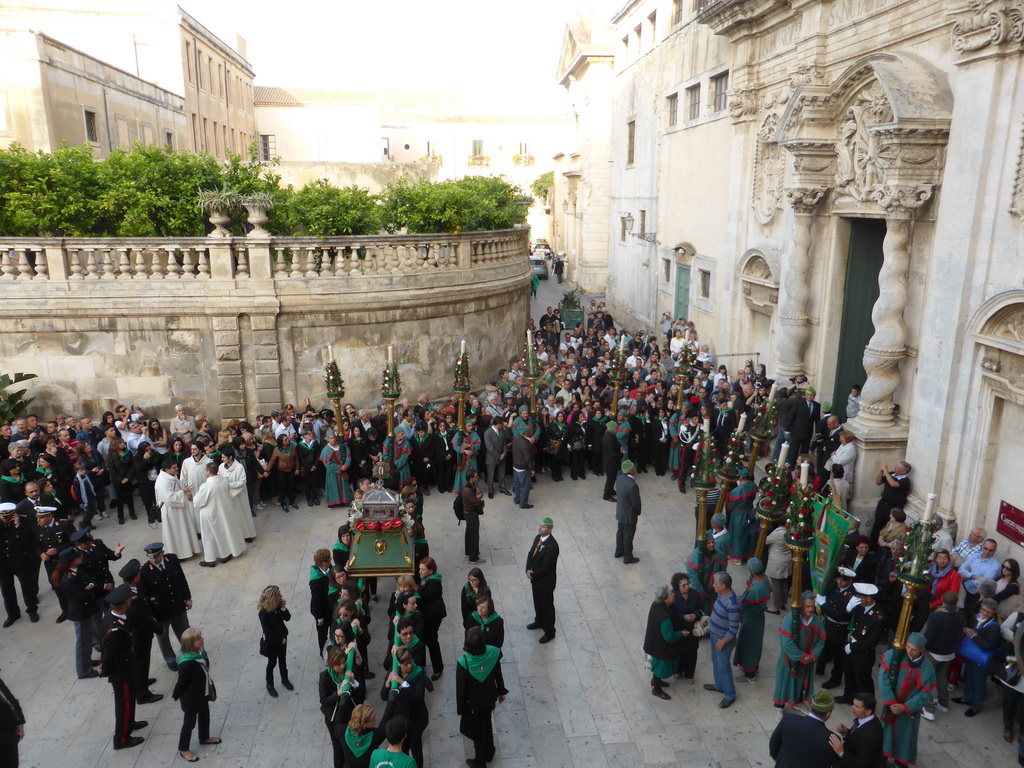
top-left (242, 193), bottom-right (274, 235)
top-left (198, 186), bottom-right (240, 238)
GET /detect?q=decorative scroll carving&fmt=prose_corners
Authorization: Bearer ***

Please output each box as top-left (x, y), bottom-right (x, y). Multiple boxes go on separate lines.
top-left (752, 114), bottom-right (786, 224)
top-left (785, 186), bottom-right (828, 214)
top-left (872, 184), bottom-right (934, 217)
top-left (952, 0), bottom-right (1024, 56)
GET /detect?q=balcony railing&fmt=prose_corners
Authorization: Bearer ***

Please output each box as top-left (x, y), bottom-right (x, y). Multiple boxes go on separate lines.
top-left (467, 155), bottom-right (490, 167)
top-left (0, 228), bottom-right (530, 284)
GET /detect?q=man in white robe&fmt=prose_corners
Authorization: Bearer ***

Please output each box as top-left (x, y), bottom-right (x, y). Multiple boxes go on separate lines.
top-left (218, 447), bottom-right (256, 541)
top-left (154, 459), bottom-right (200, 559)
top-left (180, 443), bottom-right (211, 533)
top-left (192, 464), bottom-right (246, 567)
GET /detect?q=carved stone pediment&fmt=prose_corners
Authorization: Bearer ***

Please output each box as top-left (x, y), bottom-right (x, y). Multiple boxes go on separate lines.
top-left (696, 0), bottom-right (792, 36)
top-left (776, 52), bottom-right (953, 217)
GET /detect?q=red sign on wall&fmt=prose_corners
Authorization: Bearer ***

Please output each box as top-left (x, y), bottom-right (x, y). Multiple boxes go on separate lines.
top-left (997, 501), bottom-right (1024, 549)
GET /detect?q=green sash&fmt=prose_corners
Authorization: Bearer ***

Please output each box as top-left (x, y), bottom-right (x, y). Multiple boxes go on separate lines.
top-left (457, 645), bottom-right (501, 682)
top-left (344, 728), bottom-right (374, 758)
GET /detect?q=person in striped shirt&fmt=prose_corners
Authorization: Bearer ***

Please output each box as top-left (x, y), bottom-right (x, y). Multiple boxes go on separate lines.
top-left (703, 571), bottom-right (740, 708)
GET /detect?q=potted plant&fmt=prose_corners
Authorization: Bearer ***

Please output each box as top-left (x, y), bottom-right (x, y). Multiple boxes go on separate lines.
top-left (559, 288), bottom-right (584, 330)
top-left (197, 185), bottom-right (240, 237)
top-left (241, 192), bottom-right (275, 234)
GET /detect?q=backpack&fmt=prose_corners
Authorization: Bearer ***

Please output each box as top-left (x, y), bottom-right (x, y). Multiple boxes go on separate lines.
top-left (453, 487), bottom-right (466, 524)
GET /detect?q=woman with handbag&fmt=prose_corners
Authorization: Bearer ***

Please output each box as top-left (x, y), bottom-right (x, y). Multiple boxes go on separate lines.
top-left (172, 627), bottom-right (221, 762)
top-left (566, 415), bottom-right (587, 481)
top-left (954, 598), bottom-right (1003, 716)
top-left (258, 585), bottom-right (293, 698)
top-left (545, 411), bottom-right (568, 482)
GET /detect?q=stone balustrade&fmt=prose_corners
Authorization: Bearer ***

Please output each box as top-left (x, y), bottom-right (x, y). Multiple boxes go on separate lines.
top-left (0, 228), bottom-right (531, 425)
top-left (0, 227), bottom-right (528, 284)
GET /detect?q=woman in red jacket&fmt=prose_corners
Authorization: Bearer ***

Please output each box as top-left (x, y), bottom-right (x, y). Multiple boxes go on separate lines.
top-left (928, 549), bottom-right (961, 611)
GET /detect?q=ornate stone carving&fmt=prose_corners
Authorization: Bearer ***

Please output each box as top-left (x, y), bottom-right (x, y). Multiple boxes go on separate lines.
top-left (981, 356), bottom-right (1003, 373)
top-left (1011, 122), bottom-right (1024, 216)
top-left (730, 88), bottom-right (761, 119)
top-left (752, 114), bottom-right (786, 224)
top-left (872, 184), bottom-right (934, 217)
top-left (952, 0), bottom-right (1024, 56)
top-left (997, 309), bottom-right (1024, 341)
top-left (856, 219), bottom-right (911, 428)
top-left (785, 186), bottom-right (828, 214)
top-left (742, 254), bottom-right (773, 280)
top-left (835, 83), bottom-right (896, 202)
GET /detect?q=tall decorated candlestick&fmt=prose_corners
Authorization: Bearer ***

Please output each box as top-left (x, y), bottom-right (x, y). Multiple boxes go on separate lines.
top-left (753, 457), bottom-right (794, 561)
top-left (887, 491), bottom-right (937, 686)
top-left (748, 384), bottom-right (780, 478)
top-left (523, 332), bottom-right (540, 417)
top-left (453, 339), bottom-right (472, 427)
top-left (784, 467), bottom-right (816, 616)
top-left (713, 417), bottom-right (748, 525)
top-left (675, 347), bottom-right (695, 412)
top-left (324, 354), bottom-right (347, 436)
top-left (609, 333), bottom-right (627, 410)
top-left (381, 350), bottom-right (401, 439)
top-left (689, 423), bottom-right (718, 574)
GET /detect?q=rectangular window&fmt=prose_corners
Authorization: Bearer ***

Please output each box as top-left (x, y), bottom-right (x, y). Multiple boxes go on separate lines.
top-left (115, 116), bottom-right (130, 147)
top-left (687, 84), bottom-right (701, 121)
top-left (259, 134), bottom-right (276, 161)
top-left (185, 42), bottom-right (193, 83)
top-left (190, 114), bottom-right (198, 150)
top-left (639, 210), bottom-right (646, 236)
top-left (699, 269), bottom-right (711, 298)
top-left (230, 128), bottom-right (236, 153)
top-left (218, 64), bottom-right (223, 99)
top-left (626, 120), bottom-right (635, 165)
top-left (202, 117), bottom-right (208, 151)
top-left (382, 137), bottom-right (390, 159)
top-left (196, 49), bottom-right (203, 90)
top-left (663, 258), bottom-right (671, 283)
top-left (672, 0), bottom-right (683, 25)
top-left (83, 108), bottom-right (99, 143)
top-left (208, 57), bottom-right (214, 94)
top-left (142, 123), bottom-right (155, 146)
top-left (620, 217), bottom-right (627, 243)
top-left (667, 93), bottom-right (678, 127)
top-left (648, 12), bottom-right (657, 43)
top-left (712, 71), bottom-right (729, 112)
top-left (165, 131), bottom-right (174, 150)
top-left (472, 139), bottom-right (484, 156)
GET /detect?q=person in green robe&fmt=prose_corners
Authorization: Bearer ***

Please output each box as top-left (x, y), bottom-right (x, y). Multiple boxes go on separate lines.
top-left (772, 591), bottom-right (826, 715)
top-left (642, 585), bottom-right (685, 699)
top-left (878, 632), bottom-right (936, 768)
top-left (732, 557), bottom-right (772, 682)
top-left (452, 419), bottom-right (480, 491)
top-left (726, 468), bottom-right (757, 563)
top-left (685, 538), bottom-right (716, 614)
top-left (384, 432), bottom-right (411, 486)
top-left (319, 431), bottom-right (352, 507)
top-left (455, 628), bottom-right (507, 767)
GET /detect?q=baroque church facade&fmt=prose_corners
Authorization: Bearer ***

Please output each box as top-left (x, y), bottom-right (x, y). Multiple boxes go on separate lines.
top-left (555, 0), bottom-right (1024, 544)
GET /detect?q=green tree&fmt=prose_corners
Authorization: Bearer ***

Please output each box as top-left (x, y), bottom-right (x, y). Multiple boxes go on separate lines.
top-left (0, 372), bottom-right (37, 422)
top-left (530, 170), bottom-right (554, 201)
top-left (290, 180), bottom-right (381, 236)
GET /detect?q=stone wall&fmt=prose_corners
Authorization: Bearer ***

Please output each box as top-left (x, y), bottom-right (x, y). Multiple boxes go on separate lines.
top-left (0, 228), bottom-right (531, 424)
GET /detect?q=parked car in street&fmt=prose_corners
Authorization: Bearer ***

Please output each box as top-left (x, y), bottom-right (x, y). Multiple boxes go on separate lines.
top-left (530, 257), bottom-right (549, 279)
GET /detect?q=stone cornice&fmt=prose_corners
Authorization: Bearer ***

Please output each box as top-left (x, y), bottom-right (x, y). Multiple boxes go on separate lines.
top-left (695, 0), bottom-right (792, 36)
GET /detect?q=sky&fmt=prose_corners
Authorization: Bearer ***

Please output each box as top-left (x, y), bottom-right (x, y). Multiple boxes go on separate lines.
top-left (185, 0), bottom-right (618, 115)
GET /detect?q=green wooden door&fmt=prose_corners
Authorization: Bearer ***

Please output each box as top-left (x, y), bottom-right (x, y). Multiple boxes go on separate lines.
top-left (833, 219), bottom-right (886, 420)
top-left (675, 264), bottom-right (690, 320)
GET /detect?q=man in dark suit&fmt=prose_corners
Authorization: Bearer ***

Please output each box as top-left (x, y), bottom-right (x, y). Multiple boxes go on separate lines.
top-left (769, 689), bottom-right (837, 767)
top-left (0, 669), bottom-right (25, 768)
top-left (601, 424), bottom-right (621, 501)
top-left (525, 517), bottom-right (559, 644)
top-left (813, 414), bottom-right (843, 479)
top-left (828, 692), bottom-right (884, 768)
top-left (613, 460), bottom-right (641, 564)
top-left (789, 387), bottom-right (821, 455)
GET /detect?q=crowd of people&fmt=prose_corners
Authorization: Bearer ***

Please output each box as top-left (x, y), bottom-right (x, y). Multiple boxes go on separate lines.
top-left (0, 293), bottom-right (1020, 768)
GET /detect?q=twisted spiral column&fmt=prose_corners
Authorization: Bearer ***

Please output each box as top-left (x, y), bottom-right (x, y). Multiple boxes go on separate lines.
top-left (774, 187), bottom-right (827, 381)
top-left (856, 217), bottom-right (911, 427)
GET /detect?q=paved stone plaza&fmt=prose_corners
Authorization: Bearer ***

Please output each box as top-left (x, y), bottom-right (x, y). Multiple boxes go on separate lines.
top-left (0, 279), bottom-right (1011, 767)
top-left (0, 457), bottom-right (1009, 768)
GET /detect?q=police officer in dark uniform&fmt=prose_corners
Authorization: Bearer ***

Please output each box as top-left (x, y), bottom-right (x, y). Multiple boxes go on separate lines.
top-left (837, 582), bottom-right (885, 705)
top-left (0, 503), bottom-right (39, 627)
top-left (815, 565), bottom-right (857, 689)
top-left (30, 506), bottom-right (74, 623)
top-left (71, 529), bottom-right (125, 607)
top-left (119, 558), bottom-right (165, 705)
top-left (100, 584), bottom-right (146, 750)
top-left (137, 542), bottom-right (192, 671)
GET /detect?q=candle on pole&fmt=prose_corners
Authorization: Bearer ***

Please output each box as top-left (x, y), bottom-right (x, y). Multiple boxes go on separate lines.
top-left (768, 381), bottom-right (778, 402)
top-left (778, 442), bottom-right (790, 468)
top-left (387, 345), bottom-right (393, 364)
top-left (922, 492), bottom-right (936, 524)
top-left (703, 418), bottom-right (711, 437)
top-left (737, 413), bottom-right (747, 433)
top-left (460, 339), bottom-right (466, 356)
top-left (799, 461), bottom-right (810, 488)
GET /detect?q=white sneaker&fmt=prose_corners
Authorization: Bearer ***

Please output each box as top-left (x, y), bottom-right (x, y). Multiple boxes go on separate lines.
top-left (775, 707), bottom-right (783, 722)
top-left (934, 702), bottom-right (948, 713)
top-left (920, 709), bottom-right (935, 721)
